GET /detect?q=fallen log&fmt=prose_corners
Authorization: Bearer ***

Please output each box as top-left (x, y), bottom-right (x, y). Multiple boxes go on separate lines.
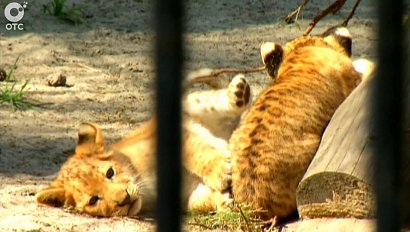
top-left (296, 74), bottom-right (376, 219)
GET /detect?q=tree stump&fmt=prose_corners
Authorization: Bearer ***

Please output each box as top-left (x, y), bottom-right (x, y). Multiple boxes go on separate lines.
top-left (296, 75), bottom-right (376, 219)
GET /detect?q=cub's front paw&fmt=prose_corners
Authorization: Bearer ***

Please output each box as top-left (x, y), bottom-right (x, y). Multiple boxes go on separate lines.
top-left (202, 153), bottom-right (232, 192)
top-left (227, 74), bottom-right (251, 110)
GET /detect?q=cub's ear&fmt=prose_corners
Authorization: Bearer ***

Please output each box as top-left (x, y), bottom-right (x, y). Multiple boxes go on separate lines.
top-left (75, 122), bottom-right (105, 155)
top-left (36, 186), bottom-right (73, 208)
top-left (323, 27), bottom-right (352, 57)
top-left (260, 42), bottom-right (284, 79)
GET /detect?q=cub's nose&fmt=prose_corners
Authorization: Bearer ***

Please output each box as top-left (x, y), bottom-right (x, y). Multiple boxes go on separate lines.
top-left (117, 192), bottom-right (131, 206)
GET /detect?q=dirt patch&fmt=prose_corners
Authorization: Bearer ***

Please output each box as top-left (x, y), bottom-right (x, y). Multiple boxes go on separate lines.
top-left (0, 0), bottom-right (376, 231)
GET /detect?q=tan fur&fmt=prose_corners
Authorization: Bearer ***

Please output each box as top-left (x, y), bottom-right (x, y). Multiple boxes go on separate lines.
top-left (36, 74), bottom-right (252, 217)
top-left (230, 32), bottom-right (366, 220)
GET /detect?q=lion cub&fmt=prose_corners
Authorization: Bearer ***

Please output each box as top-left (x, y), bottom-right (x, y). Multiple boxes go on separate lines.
top-left (36, 73), bottom-right (252, 217)
top-left (230, 28), bottom-right (373, 221)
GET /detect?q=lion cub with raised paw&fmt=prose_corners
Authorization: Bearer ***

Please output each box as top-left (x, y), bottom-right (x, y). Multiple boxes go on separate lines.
top-left (36, 73), bottom-right (252, 217)
top-left (230, 27), bottom-right (374, 222)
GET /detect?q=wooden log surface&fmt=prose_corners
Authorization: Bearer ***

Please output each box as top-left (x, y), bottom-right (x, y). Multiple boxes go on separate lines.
top-left (296, 74), bottom-right (377, 219)
top-left (296, 18), bottom-right (409, 222)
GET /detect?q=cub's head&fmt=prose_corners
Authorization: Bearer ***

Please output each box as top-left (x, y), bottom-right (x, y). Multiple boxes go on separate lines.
top-left (260, 27), bottom-right (353, 79)
top-left (36, 123), bottom-right (150, 217)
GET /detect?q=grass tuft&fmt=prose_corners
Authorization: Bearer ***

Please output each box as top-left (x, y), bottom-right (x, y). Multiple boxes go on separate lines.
top-left (42, 0), bottom-right (87, 24)
top-left (185, 204), bottom-right (269, 232)
top-left (0, 58), bottom-right (36, 109)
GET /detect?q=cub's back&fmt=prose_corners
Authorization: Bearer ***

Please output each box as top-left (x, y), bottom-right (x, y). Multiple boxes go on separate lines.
top-left (230, 36), bottom-right (362, 219)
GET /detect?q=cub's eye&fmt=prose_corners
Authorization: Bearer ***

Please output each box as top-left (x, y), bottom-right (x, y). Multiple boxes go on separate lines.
top-left (106, 167), bottom-right (115, 179)
top-left (89, 196), bottom-right (99, 206)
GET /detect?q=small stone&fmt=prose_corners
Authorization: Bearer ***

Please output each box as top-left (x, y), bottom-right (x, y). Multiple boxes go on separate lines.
top-left (47, 73), bottom-right (69, 87)
top-left (0, 68), bottom-right (7, 81)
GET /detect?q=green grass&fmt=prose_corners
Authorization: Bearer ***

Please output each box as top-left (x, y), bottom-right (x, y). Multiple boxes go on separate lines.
top-left (0, 58), bottom-right (35, 109)
top-left (185, 204), bottom-right (269, 232)
top-left (42, 0), bottom-right (86, 24)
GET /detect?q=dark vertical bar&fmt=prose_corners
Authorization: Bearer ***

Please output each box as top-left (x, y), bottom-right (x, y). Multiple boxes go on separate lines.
top-left (374, 0), bottom-right (403, 231)
top-left (154, 0), bottom-right (183, 231)
top-left (403, 17), bottom-right (410, 227)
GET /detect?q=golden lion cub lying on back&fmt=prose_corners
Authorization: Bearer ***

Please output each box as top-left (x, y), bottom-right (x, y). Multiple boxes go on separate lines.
top-left (36, 71), bottom-right (252, 216)
top-left (37, 28), bottom-right (373, 219)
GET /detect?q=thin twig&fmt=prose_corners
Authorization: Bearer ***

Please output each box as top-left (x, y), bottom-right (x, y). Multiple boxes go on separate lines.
top-left (320, 0), bottom-right (363, 36)
top-left (187, 66), bottom-right (266, 86)
top-left (303, 0), bottom-right (347, 36)
top-left (75, 62), bottom-right (105, 73)
top-left (75, 62), bottom-right (112, 77)
top-left (284, 0), bottom-right (310, 24)
top-left (186, 222), bottom-right (213, 230)
top-left (265, 216), bottom-right (280, 232)
top-left (236, 203), bottom-right (254, 232)
top-left (341, 0), bottom-right (362, 26)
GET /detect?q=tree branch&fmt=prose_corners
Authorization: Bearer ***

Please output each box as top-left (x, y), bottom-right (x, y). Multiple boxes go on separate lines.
top-left (303, 0), bottom-right (347, 36)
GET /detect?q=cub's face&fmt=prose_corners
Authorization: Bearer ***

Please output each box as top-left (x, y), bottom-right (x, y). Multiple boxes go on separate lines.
top-left (36, 123), bottom-right (148, 217)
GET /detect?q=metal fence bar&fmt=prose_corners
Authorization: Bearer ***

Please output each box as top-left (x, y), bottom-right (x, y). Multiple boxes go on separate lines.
top-left (374, 0), bottom-right (404, 231)
top-left (154, 0), bottom-right (183, 231)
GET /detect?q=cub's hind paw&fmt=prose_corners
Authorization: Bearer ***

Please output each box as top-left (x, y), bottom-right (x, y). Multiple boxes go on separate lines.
top-left (353, 58), bottom-right (375, 82)
top-left (228, 74), bottom-right (251, 110)
top-left (187, 184), bottom-right (233, 212)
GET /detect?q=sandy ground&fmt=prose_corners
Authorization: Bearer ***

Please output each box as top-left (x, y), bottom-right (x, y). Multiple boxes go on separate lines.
top-left (0, 0), bottom-right (378, 231)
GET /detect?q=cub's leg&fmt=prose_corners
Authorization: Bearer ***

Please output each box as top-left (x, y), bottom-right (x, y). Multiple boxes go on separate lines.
top-left (183, 74), bottom-right (252, 127)
top-left (182, 74), bottom-right (252, 192)
top-left (185, 68), bottom-right (230, 89)
top-left (183, 127), bottom-right (231, 191)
